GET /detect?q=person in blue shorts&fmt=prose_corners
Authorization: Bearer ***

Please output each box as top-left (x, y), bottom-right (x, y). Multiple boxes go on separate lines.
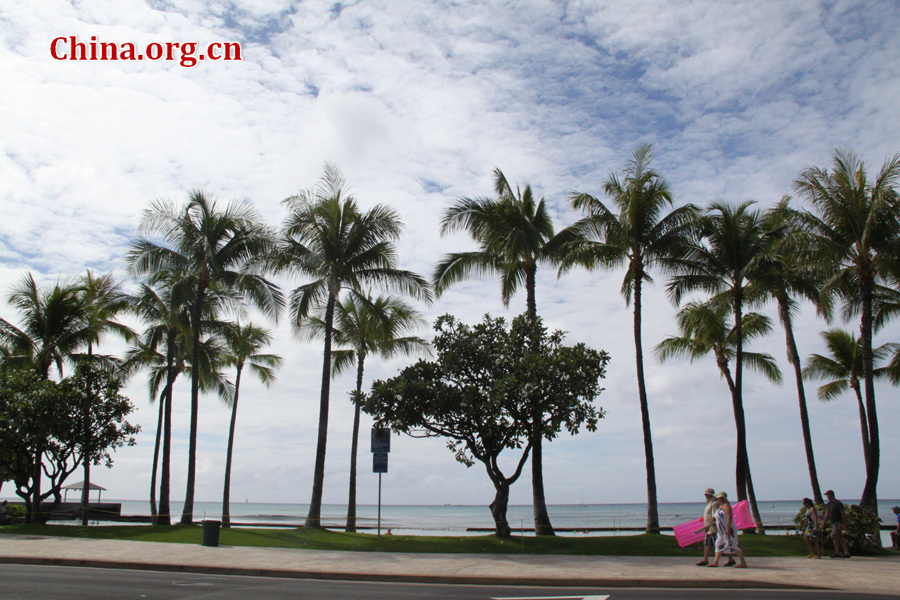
top-left (891, 506), bottom-right (899, 549)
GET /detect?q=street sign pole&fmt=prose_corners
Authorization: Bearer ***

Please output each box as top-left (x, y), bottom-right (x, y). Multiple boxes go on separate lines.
top-left (371, 427), bottom-right (390, 537)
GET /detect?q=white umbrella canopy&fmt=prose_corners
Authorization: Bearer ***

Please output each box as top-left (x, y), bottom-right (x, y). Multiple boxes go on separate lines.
top-left (61, 481), bottom-right (106, 502)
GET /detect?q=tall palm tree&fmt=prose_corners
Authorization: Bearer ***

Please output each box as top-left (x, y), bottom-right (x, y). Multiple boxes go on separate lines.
top-left (558, 144), bottom-right (697, 534)
top-left (220, 322), bottom-right (282, 528)
top-left (0, 273), bottom-right (92, 523)
top-left (802, 329), bottom-right (896, 473)
top-left (128, 191), bottom-right (283, 524)
top-left (656, 299), bottom-right (781, 534)
top-left (75, 271), bottom-right (135, 364)
top-left (792, 149), bottom-right (900, 510)
top-left (122, 278), bottom-right (192, 525)
top-left (668, 200), bottom-right (769, 530)
top-left (433, 168), bottom-right (554, 317)
top-left (304, 293), bottom-right (428, 532)
top-left (433, 167), bottom-right (559, 535)
top-left (0, 273), bottom-right (91, 379)
top-left (280, 164), bottom-right (430, 529)
top-left (755, 201), bottom-right (827, 504)
top-left (74, 270), bottom-right (136, 526)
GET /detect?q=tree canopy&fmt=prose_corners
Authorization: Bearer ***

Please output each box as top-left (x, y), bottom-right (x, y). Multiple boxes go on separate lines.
top-left (363, 313), bottom-right (608, 537)
top-left (0, 364), bottom-right (138, 523)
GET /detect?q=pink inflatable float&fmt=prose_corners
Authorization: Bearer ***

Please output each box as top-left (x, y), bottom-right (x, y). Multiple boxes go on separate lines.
top-left (672, 500), bottom-right (755, 547)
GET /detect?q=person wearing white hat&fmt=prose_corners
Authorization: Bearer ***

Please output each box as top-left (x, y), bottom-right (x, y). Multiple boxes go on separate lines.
top-left (695, 488), bottom-right (718, 566)
top-left (708, 491), bottom-right (747, 568)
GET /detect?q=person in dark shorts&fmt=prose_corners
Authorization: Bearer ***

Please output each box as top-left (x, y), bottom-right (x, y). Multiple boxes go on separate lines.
top-left (824, 490), bottom-right (851, 558)
top-left (696, 488), bottom-right (717, 566)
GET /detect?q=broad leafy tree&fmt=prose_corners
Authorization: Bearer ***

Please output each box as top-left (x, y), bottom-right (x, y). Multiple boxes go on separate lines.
top-left (304, 293), bottom-right (428, 532)
top-left (363, 314), bottom-right (607, 538)
top-left (128, 190), bottom-right (283, 524)
top-left (0, 364), bottom-right (138, 523)
top-left (279, 164), bottom-right (430, 528)
top-left (220, 322), bottom-right (282, 528)
top-left (433, 168), bottom-right (560, 535)
top-left (557, 144), bottom-right (697, 534)
top-left (792, 149), bottom-right (900, 510)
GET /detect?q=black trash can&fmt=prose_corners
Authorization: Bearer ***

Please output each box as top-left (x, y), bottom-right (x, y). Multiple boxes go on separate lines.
top-left (201, 520), bottom-right (221, 547)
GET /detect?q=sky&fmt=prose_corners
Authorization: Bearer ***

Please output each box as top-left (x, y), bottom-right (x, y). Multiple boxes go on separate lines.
top-left (2, 0), bottom-right (900, 515)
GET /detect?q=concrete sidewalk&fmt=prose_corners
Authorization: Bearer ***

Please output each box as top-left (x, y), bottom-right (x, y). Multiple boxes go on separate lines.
top-left (1, 534), bottom-right (898, 594)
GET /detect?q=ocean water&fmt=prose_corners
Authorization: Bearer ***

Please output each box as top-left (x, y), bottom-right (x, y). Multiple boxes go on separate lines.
top-left (108, 498), bottom-right (899, 542)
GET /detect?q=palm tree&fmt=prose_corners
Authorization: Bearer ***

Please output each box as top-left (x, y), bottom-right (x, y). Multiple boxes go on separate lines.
top-left (433, 167), bottom-right (559, 535)
top-left (122, 279), bottom-right (192, 525)
top-left (433, 168), bottom-right (554, 317)
top-left (0, 273), bottom-right (93, 523)
top-left (802, 329), bottom-right (896, 473)
top-left (220, 322), bottom-right (282, 528)
top-left (0, 273), bottom-right (90, 379)
top-left (128, 191), bottom-right (283, 524)
top-left (668, 200), bottom-right (769, 530)
top-left (73, 270), bottom-right (136, 525)
top-left (792, 149), bottom-right (900, 510)
top-left (755, 201), bottom-right (827, 504)
top-left (303, 293), bottom-right (428, 532)
top-left (656, 299), bottom-right (781, 534)
top-left (280, 164), bottom-right (430, 529)
top-left (558, 144), bottom-right (697, 534)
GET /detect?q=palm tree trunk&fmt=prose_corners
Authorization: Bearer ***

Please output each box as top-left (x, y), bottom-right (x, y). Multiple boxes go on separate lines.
top-left (531, 425), bottom-right (554, 535)
top-left (346, 356), bottom-right (365, 533)
top-left (306, 292), bottom-right (337, 529)
top-left (524, 264), bottom-right (554, 536)
top-left (744, 455), bottom-right (765, 534)
top-left (732, 288), bottom-right (748, 502)
top-left (852, 383), bottom-right (870, 470)
top-left (222, 366), bottom-right (243, 528)
top-left (159, 366), bottom-right (175, 526)
top-left (80, 462), bottom-right (90, 526)
top-left (859, 276), bottom-right (879, 513)
top-left (720, 357), bottom-right (764, 530)
top-left (149, 394), bottom-right (163, 525)
top-left (633, 274), bottom-right (660, 534)
top-left (777, 295), bottom-right (823, 504)
top-left (182, 287), bottom-right (206, 525)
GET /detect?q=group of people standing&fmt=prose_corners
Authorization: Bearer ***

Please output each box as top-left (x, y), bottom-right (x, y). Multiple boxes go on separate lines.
top-left (693, 487), bottom-right (885, 567)
top-left (696, 488), bottom-right (748, 568)
top-left (798, 490), bottom-right (852, 559)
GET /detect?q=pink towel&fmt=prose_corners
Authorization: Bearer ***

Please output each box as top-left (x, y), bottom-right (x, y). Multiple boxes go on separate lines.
top-left (672, 516), bottom-right (705, 547)
top-left (732, 500), bottom-right (755, 530)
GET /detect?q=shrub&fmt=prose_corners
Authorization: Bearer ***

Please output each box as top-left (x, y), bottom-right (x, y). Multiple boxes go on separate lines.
top-left (796, 503), bottom-right (882, 552)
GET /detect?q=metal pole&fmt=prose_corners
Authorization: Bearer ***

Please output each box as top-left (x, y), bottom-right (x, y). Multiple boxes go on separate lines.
top-left (377, 473), bottom-right (382, 537)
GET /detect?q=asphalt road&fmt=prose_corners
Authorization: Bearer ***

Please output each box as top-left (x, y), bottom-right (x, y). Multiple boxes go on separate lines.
top-left (1, 565), bottom-right (898, 600)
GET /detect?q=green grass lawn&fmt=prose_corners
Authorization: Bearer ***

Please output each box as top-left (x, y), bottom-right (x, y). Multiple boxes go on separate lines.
top-left (3, 524), bottom-right (897, 557)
